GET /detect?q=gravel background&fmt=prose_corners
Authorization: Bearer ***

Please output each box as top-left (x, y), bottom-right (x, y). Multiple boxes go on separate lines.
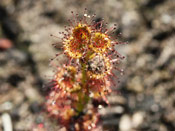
top-left (0, 0), bottom-right (175, 130)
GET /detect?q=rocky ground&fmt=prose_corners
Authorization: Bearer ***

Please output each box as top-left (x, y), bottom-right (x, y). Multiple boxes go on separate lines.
top-left (0, 0), bottom-right (175, 130)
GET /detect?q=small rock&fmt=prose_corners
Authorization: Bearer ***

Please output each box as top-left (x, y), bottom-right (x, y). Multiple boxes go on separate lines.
top-left (99, 106), bottom-right (124, 116)
top-left (0, 38), bottom-right (13, 50)
top-left (119, 115), bottom-right (132, 131)
top-left (0, 101), bottom-right (13, 112)
top-left (24, 87), bottom-right (43, 102)
top-left (127, 76), bottom-right (144, 93)
top-left (151, 104), bottom-right (159, 112)
top-left (132, 112), bottom-right (145, 128)
top-left (1, 113), bottom-right (13, 131)
top-left (107, 95), bottom-right (126, 105)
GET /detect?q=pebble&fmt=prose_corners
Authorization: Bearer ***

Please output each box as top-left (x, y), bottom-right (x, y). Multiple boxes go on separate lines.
top-left (0, 38), bottom-right (13, 50)
top-left (99, 106), bottom-right (124, 116)
top-left (119, 114), bottom-right (132, 131)
top-left (127, 76), bottom-right (144, 93)
top-left (132, 112), bottom-right (145, 128)
top-left (1, 113), bottom-right (13, 131)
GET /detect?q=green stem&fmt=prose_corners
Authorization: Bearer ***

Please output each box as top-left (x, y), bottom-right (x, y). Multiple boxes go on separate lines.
top-left (76, 59), bottom-right (89, 113)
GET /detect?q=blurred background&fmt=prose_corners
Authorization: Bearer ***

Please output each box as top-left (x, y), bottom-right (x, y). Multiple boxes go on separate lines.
top-left (0, 0), bottom-right (175, 130)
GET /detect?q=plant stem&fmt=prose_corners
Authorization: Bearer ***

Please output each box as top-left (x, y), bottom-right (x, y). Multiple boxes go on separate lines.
top-left (76, 59), bottom-right (89, 113)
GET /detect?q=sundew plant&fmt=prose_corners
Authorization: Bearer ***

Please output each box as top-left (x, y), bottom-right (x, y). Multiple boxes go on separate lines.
top-left (45, 9), bottom-right (124, 131)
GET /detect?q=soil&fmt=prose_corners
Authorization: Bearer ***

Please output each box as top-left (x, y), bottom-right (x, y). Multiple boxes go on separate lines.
top-left (0, 0), bottom-right (175, 131)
